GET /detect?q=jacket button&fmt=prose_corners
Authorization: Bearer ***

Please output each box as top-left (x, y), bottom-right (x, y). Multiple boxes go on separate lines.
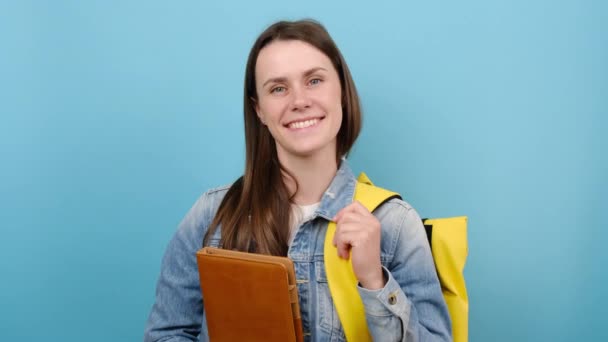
top-left (388, 293), bottom-right (398, 305)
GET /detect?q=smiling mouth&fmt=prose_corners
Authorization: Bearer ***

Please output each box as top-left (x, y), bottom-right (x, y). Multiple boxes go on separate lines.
top-left (285, 116), bottom-right (325, 130)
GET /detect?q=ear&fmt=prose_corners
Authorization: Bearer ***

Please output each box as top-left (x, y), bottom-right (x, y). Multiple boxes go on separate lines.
top-left (252, 97), bottom-right (266, 125)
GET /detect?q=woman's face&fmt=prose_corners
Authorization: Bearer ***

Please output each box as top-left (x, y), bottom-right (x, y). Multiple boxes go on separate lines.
top-left (254, 40), bottom-right (343, 162)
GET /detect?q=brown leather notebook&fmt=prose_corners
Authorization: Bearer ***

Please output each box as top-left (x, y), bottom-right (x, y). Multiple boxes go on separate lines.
top-left (196, 247), bottom-right (304, 342)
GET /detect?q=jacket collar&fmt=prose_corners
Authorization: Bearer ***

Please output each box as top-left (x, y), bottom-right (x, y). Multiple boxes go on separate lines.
top-left (315, 158), bottom-right (357, 221)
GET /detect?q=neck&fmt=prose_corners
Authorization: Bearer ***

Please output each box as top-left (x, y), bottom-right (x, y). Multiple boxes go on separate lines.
top-left (278, 150), bottom-right (338, 205)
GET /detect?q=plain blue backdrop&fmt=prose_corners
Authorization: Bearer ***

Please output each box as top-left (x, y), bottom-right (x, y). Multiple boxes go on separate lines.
top-left (1, 1), bottom-right (606, 341)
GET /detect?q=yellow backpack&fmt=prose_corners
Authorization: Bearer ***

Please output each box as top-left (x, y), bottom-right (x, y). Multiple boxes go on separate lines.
top-left (324, 173), bottom-right (469, 342)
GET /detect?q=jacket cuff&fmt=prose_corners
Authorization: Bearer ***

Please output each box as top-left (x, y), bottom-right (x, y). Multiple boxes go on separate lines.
top-left (357, 266), bottom-right (411, 318)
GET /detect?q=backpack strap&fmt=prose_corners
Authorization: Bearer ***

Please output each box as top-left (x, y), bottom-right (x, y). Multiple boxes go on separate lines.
top-left (324, 173), bottom-right (400, 342)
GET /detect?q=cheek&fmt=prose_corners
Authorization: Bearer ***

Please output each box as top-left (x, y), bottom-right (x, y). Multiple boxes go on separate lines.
top-left (258, 99), bottom-right (282, 121)
top-left (324, 88), bottom-right (343, 118)
top-left (334, 107), bottom-right (344, 131)
top-left (327, 83), bottom-right (343, 110)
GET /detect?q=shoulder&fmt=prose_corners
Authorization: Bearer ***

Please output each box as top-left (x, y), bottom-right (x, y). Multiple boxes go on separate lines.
top-left (186, 183), bottom-right (232, 222)
top-left (206, 183), bottom-right (232, 195)
top-left (173, 183), bottom-right (233, 242)
top-left (373, 196), bottom-right (419, 226)
top-left (203, 184), bottom-right (232, 204)
top-left (373, 197), bottom-right (426, 256)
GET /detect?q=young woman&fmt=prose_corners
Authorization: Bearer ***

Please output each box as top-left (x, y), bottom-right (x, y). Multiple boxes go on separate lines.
top-left (145, 19), bottom-right (451, 342)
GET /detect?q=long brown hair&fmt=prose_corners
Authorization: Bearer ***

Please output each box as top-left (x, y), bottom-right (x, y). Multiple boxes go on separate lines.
top-left (203, 19), bottom-right (362, 256)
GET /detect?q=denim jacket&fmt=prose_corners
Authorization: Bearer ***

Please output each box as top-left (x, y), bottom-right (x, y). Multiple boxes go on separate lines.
top-left (144, 161), bottom-right (452, 341)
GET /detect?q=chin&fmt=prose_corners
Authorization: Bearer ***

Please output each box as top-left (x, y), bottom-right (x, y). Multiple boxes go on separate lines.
top-left (291, 143), bottom-right (335, 159)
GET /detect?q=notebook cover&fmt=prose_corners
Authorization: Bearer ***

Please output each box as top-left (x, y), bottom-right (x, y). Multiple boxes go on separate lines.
top-left (196, 247), bottom-right (303, 342)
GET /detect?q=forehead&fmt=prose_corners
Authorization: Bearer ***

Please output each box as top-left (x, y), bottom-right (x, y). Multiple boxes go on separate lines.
top-left (255, 40), bottom-right (334, 79)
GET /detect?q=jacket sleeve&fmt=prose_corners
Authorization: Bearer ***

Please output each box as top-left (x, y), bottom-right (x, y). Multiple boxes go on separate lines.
top-left (144, 192), bottom-right (214, 342)
top-left (358, 201), bottom-right (452, 342)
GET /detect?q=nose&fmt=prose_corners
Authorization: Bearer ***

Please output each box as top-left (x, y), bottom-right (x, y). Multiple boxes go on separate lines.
top-left (290, 85), bottom-right (311, 111)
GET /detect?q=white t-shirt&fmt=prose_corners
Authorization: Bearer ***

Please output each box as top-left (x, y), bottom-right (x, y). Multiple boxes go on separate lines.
top-left (289, 202), bottom-right (320, 245)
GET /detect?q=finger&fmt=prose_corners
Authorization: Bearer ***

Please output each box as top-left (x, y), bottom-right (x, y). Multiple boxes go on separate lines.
top-left (334, 200), bottom-right (373, 222)
top-left (332, 220), bottom-right (356, 246)
top-left (334, 231), bottom-right (367, 259)
top-left (332, 221), bottom-right (363, 246)
top-left (335, 212), bottom-right (365, 226)
top-left (334, 223), bottom-right (363, 240)
top-left (333, 207), bottom-right (349, 222)
top-left (336, 239), bottom-right (351, 259)
top-left (333, 202), bottom-right (360, 222)
top-left (332, 202), bottom-right (360, 222)
top-left (350, 200), bottom-right (373, 216)
top-left (333, 227), bottom-right (352, 258)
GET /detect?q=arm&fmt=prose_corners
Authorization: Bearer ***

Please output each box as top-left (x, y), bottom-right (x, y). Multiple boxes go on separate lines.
top-left (358, 202), bottom-right (452, 342)
top-left (144, 192), bottom-right (214, 342)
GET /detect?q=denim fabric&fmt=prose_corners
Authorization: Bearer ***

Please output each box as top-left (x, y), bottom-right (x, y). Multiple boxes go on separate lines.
top-left (144, 161), bottom-right (452, 342)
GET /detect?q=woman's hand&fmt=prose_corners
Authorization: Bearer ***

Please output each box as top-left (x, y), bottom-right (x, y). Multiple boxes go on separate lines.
top-left (332, 201), bottom-right (386, 290)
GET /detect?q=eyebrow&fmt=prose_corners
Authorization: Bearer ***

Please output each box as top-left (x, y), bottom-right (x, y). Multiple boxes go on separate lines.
top-left (262, 67), bottom-right (328, 88)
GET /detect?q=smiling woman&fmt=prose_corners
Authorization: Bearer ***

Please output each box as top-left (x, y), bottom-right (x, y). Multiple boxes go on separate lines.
top-left (144, 19), bottom-right (451, 342)
top-left (256, 41), bottom-right (343, 163)
top-left (254, 40), bottom-right (344, 194)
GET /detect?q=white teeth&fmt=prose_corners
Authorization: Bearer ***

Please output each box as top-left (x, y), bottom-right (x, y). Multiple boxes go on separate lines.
top-left (289, 119), bottom-right (318, 129)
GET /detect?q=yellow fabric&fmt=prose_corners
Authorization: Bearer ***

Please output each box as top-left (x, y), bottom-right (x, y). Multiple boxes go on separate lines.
top-left (324, 173), bottom-right (397, 342)
top-left (324, 222), bottom-right (371, 342)
top-left (325, 173), bottom-right (469, 342)
top-left (423, 216), bottom-right (469, 342)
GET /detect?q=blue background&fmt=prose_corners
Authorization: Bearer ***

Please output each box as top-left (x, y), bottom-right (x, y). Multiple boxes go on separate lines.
top-left (1, 1), bottom-right (606, 341)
